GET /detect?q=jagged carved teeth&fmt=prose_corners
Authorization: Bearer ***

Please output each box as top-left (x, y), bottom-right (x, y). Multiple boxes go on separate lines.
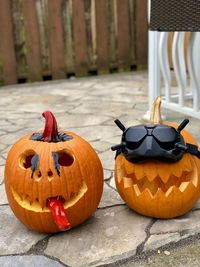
top-left (122, 154), bottom-right (194, 184)
top-left (17, 192), bottom-right (69, 209)
top-left (122, 169), bottom-right (198, 197)
top-left (11, 181), bottom-right (88, 212)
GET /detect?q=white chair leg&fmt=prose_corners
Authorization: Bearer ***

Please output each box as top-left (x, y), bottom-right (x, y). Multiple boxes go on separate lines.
top-left (144, 31), bottom-right (161, 120)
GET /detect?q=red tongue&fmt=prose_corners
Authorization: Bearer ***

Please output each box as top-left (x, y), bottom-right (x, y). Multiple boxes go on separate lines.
top-left (47, 198), bottom-right (71, 231)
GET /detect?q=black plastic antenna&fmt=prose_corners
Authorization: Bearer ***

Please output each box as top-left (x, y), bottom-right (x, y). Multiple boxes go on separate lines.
top-left (114, 119), bottom-right (126, 132)
top-left (175, 142), bottom-right (200, 158)
top-left (111, 143), bottom-right (125, 151)
top-left (177, 119), bottom-right (189, 132)
top-left (175, 143), bottom-right (187, 151)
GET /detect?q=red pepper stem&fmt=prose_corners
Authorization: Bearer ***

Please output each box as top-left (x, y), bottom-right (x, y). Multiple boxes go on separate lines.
top-left (42, 111), bottom-right (58, 142)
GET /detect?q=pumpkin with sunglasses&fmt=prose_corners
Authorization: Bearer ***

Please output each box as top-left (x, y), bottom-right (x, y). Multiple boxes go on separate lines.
top-left (112, 98), bottom-right (200, 218)
top-left (5, 111), bottom-right (103, 233)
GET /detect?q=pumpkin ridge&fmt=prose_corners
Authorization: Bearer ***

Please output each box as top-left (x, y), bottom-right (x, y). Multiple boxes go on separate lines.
top-left (18, 142), bottom-right (41, 201)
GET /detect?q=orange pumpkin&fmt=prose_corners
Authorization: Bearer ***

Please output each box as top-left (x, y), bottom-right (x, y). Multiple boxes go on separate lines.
top-left (114, 97), bottom-right (200, 218)
top-left (5, 111), bottom-right (103, 233)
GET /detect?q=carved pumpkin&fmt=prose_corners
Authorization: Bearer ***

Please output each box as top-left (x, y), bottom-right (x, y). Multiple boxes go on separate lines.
top-left (5, 111), bottom-right (103, 233)
top-left (113, 97), bottom-right (200, 218)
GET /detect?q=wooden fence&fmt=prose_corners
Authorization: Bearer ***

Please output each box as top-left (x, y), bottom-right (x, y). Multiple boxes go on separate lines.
top-left (0, 0), bottom-right (148, 85)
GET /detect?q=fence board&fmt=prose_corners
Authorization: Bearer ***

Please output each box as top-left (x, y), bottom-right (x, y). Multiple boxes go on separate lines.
top-left (12, 1), bottom-right (27, 78)
top-left (95, 0), bottom-right (109, 73)
top-left (35, 0), bottom-right (51, 74)
top-left (108, 0), bottom-right (117, 67)
top-left (0, 0), bottom-right (17, 84)
top-left (62, 0), bottom-right (74, 73)
top-left (135, 0), bottom-right (148, 67)
top-left (129, 0), bottom-right (136, 64)
top-left (72, 0), bottom-right (88, 76)
top-left (0, 0), bottom-right (148, 85)
top-left (48, 0), bottom-right (66, 79)
top-left (116, 0), bottom-right (131, 70)
top-left (23, 0), bottom-right (42, 81)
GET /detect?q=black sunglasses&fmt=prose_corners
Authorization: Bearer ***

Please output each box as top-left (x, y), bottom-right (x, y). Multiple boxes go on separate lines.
top-left (111, 119), bottom-right (200, 163)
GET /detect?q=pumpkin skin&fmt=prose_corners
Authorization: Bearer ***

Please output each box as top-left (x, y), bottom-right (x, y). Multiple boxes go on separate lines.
top-left (114, 98), bottom-right (200, 218)
top-left (5, 112), bottom-right (103, 233)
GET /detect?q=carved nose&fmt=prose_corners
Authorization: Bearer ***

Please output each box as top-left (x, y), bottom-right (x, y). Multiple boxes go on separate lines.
top-left (32, 169), bottom-right (54, 181)
top-left (32, 169), bottom-right (42, 181)
top-left (47, 170), bottom-right (54, 181)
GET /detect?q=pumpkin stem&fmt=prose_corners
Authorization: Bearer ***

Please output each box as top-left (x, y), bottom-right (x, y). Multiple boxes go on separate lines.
top-left (150, 96), bottom-right (163, 124)
top-left (31, 111), bottom-right (73, 142)
top-left (42, 111), bottom-right (59, 142)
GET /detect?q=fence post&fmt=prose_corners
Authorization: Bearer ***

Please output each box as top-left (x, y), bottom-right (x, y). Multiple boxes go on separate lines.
top-left (116, 0), bottom-right (131, 70)
top-left (72, 0), bottom-right (88, 76)
top-left (23, 0), bottom-right (42, 81)
top-left (48, 0), bottom-right (66, 79)
top-left (0, 0), bottom-right (17, 85)
top-left (136, 0), bottom-right (148, 69)
top-left (95, 0), bottom-right (109, 74)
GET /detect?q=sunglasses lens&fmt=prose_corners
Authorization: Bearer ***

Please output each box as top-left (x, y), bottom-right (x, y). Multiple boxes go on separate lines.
top-left (153, 126), bottom-right (177, 143)
top-left (124, 126), bottom-right (147, 150)
top-left (125, 126), bottom-right (147, 142)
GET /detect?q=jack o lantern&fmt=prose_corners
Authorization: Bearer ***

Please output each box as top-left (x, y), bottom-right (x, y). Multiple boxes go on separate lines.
top-left (5, 111), bottom-right (103, 233)
top-left (112, 97), bottom-right (200, 218)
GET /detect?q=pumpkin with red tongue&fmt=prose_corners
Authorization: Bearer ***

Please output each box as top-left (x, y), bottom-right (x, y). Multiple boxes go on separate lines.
top-left (5, 111), bottom-right (103, 233)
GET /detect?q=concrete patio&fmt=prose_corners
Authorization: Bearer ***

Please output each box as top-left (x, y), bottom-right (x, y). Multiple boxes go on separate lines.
top-left (1, 71), bottom-right (200, 266)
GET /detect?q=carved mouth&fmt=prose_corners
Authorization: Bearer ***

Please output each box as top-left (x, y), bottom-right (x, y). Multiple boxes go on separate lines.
top-left (122, 171), bottom-right (197, 197)
top-left (117, 154), bottom-right (198, 197)
top-left (11, 181), bottom-right (88, 212)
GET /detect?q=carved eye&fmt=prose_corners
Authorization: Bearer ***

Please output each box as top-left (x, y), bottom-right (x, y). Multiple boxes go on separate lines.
top-left (19, 150), bottom-right (36, 169)
top-left (52, 150), bottom-right (74, 176)
top-left (57, 151), bottom-right (74, 166)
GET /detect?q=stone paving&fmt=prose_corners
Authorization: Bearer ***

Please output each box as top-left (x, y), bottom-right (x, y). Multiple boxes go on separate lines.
top-left (0, 71), bottom-right (200, 266)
